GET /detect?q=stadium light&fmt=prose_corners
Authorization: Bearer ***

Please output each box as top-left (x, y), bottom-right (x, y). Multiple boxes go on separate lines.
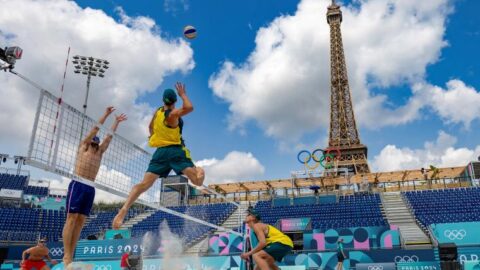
top-left (0, 153), bottom-right (9, 163)
top-left (0, 46), bottom-right (23, 71)
top-left (72, 55), bottom-right (109, 139)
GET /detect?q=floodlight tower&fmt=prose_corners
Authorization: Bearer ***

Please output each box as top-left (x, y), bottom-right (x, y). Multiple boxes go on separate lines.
top-left (72, 55), bottom-right (109, 139)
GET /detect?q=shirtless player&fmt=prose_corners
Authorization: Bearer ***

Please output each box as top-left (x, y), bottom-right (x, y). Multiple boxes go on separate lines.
top-left (21, 238), bottom-right (57, 270)
top-left (62, 106), bottom-right (127, 267)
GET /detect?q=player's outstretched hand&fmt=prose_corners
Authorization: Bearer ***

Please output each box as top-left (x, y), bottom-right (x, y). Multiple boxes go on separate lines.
top-left (115, 113), bottom-right (128, 123)
top-left (105, 106), bottom-right (115, 115)
top-left (175, 82), bottom-right (186, 96)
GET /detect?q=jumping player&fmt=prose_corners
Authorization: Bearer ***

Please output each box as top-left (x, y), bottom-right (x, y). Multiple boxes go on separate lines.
top-left (112, 82), bottom-right (204, 229)
top-left (62, 106), bottom-right (127, 267)
top-left (241, 209), bottom-right (293, 270)
top-left (21, 238), bottom-right (57, 270)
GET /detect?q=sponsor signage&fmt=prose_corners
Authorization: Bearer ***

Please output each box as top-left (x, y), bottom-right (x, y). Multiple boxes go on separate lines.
top-left (279, 218), bottom-right (311, 232)
top-left (457, 246), bottom-right (480, 265)
top-left (463, 260), bottom-right (480, 270)
top-left (396, 262), bottom-right (441, 270)
top-left (431, 222), bottom-right (480, 246)
top-left (356, 263), bottom-right (396, 270)
top-left (74, 238), bottom-right (143, 259)
top-left (0, 188), bottom-right (22, 199)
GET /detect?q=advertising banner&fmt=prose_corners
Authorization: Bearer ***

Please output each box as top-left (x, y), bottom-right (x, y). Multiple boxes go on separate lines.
top-left (303, 225), bottom-right (400, 251)
top-left (74, 238), bottom-right (143, 259)
top-left (208, 233), bottom-right (243, 255)
top-left (457, 246), bottom-right (480, 265)
top-left (396, 261), bottom-right (441, 270)
top-left (0, 189), bottom-right (22, 199)
top-left (357, 263), bottom-right (396, 270)
top-left (431, 222), bottom-right (480, 246)
top-left (279, 218), bottom-right (312, 232)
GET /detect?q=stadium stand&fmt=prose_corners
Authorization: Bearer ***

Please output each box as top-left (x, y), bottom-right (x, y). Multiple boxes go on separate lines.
top-left (0, 172), bottom-right (49, 196)
top-left (254, 193), bottom-right (387, 229)
top-left (131, 203), bottom-right (237, 246)
top-left (403, 187), bottom-right (480, 227)
top-left (23, 185), bottom-right (49, 196)
top-left (81, 209), bottom-right (140, 239)
top-left (0, 173), bottom-right (27, 189)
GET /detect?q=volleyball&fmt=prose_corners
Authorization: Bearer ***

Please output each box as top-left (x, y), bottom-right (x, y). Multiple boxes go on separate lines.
top-left (183, 25), bottom-right (197, 39)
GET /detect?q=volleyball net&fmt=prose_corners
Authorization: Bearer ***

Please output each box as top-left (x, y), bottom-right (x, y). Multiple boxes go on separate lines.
top-left (26, 89), bottom-right (241, 235)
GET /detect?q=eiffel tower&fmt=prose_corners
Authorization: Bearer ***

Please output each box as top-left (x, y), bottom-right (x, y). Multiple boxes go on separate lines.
top-left (326, 0), bottom-right (370, 174)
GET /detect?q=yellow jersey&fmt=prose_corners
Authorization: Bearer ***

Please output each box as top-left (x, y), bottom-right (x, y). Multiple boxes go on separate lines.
top-left (265, 225), bottom-right (294, 247)
top-left (148, 108), bottom-right (184, 148)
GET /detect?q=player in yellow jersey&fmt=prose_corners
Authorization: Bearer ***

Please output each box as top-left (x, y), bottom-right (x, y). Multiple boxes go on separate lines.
top-left (241, 209), bottom-right (293, 270)
top-left (112, 82), bottom-right (205, 229)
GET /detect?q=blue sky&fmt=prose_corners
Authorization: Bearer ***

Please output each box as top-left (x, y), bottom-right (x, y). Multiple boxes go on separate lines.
top-left (1, 0), bottom-right (480, 188)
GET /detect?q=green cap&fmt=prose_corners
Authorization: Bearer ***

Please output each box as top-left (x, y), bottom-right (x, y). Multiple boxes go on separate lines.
top-left (163, 88), bottom-right (177, 105)
top-left (247, 208), bottom-right (261, 221)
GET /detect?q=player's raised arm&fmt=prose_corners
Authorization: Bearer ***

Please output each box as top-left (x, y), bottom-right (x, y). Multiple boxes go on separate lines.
top-left (169, 82), bottom-right (193, 119)
top-left (99, 113), bottom-right (127, 153)
top-left (81, 106), bottom-right (115, 145)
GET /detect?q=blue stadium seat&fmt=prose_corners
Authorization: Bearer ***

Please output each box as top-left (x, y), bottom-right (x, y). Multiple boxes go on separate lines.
top-left (403, 187), bottom-right (480, 227)
top-left (253, 193), bottom-right (387, 229)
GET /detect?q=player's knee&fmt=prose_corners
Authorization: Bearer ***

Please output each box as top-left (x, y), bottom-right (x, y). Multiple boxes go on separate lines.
top-left (252, 253), bottom-right (262, 262)
top-left (134, 182), bottom-right (148, 192)
top-left (65, 215), bottom-right (77, 226)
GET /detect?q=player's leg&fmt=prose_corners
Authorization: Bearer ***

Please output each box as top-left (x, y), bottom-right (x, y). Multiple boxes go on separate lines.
top-left (173, 146), bottom-right (204, 186)
top-left (63, 180), bottom-right (80, 266)
top-left (70, 214), bottom-right (87, 256)
top-left (252, 251), bottom-right (272, 270)
top-left (62, 213), bottom-right (78, 265)
top-left (113, 172), bottom-right (159, 229)
top-left (182, 167), bottom-right (205, 186)
top-left (114, 148), bottom-right (170, 229)
top-left (40, 263), bottom-right (51, 270)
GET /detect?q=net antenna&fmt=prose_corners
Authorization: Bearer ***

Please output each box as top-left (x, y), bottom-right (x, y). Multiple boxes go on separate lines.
top-left (26, 88), bottom-right (241, 236)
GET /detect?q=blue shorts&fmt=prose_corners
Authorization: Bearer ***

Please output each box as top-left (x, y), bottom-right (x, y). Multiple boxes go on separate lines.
top-left (66, 180), bottom-right (95, 216)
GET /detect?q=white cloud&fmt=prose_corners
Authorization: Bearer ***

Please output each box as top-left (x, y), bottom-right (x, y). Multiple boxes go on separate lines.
top-left (0, 0), bottom-right (194, 152)
top-left (196, 151), bottom-right (265, 184)
top-left (0, 0), bottom-right (194, 201)
top-left (372, 131), bottom-right (480, 171)
top-left (413, 80), bottom-right (480, 128)
top-left (164, 0), bottom-right (189, 15)
top-left (209, 0), bottom-right (451, 141)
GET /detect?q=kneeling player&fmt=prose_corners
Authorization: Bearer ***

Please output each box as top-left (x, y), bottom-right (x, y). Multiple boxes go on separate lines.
top-left (241, 209), bottom-right (293, 270)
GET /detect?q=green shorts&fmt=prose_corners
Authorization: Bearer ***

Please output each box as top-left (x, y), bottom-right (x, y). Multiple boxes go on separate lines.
top-left (264, 242), bottom-right (292, 262)
top-left (146, 145), bottom-right (195, 177)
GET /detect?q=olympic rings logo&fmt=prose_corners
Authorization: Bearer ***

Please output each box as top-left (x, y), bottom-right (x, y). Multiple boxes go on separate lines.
top-left (368, 266), bottom-right (383, 270)
top-left (297, 148), bottom-right (341, 170)
top-left (444, 229), bottom-right (467, 240)
top-left (49, 247), bottom-right (64, 256)
top-left (94, 265), bottom-right (112, 270)
top-left (394, 256), bottom-right (419, 263)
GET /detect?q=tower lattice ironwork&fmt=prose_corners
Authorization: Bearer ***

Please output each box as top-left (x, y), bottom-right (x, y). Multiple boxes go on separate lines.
top-left (326, 0), bottom-right (370, 174)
